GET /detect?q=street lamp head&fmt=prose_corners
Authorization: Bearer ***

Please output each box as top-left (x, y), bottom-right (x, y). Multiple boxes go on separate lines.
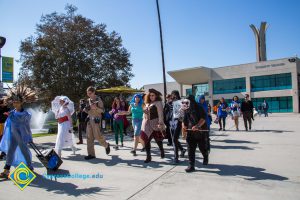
top-left (0, 37), bottom-right (6, 48)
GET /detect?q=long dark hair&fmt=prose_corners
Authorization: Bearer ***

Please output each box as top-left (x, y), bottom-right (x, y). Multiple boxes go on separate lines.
top-left (232, 96), bottom-right (239, 102)
top-left (186, 95), bottom-right (202, 121)
top-left (112, 97), bottom-right (121, 109)
top-left (217, 97), bottom-right (227, 108)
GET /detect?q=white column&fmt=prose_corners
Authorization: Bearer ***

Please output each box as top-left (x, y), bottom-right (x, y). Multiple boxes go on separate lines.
top-left (291, 72), bottom-right (299, 113)
top-left (246, 76), bottom-right (251, 98)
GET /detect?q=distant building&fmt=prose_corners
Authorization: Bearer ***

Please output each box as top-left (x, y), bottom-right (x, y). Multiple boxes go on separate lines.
top-left (168, 57), bottom-right (300, 113)
top-left (143, 82), bottom-right (192, 99)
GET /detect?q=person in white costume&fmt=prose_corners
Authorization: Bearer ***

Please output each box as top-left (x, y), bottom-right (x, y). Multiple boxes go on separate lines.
top-left (55, 96), bottom-right (76, 157)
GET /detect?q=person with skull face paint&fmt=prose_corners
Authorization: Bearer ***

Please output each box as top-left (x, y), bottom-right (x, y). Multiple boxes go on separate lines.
top-left (182, 95), bottom-right (209, 173)
top-left (166, 90), bottom-right (186, 164)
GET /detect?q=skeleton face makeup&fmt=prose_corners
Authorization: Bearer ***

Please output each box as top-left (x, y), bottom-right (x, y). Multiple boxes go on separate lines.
top-left (181, 99), bottom-right (190, 110)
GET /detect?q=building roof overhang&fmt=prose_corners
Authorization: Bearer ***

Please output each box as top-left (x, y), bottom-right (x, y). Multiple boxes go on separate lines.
top-left (168, 66), bottom-right (211, 85)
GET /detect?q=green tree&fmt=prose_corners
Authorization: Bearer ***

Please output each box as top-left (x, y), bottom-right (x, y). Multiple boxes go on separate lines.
top-left (18, 4), bottom-right (133, 109)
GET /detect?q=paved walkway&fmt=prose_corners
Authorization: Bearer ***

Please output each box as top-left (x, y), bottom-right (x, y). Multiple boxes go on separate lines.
top-left (1, 113), bottom-right (300, 200)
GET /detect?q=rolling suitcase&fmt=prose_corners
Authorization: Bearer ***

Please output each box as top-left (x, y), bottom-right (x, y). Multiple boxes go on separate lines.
top-left (29, 142), bottom-right (63, 171)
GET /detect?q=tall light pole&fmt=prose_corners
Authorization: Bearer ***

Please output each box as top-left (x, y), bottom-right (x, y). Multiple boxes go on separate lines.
top-left (156, 0), bottom-right (167, 102)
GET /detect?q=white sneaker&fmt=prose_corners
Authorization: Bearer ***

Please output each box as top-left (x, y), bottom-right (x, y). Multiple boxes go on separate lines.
top-left (72, 146), bottom-right (76, 155)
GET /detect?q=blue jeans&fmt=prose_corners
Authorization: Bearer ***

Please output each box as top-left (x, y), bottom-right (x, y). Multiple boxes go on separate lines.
top-left (132, 118), bottom-right (142, 136)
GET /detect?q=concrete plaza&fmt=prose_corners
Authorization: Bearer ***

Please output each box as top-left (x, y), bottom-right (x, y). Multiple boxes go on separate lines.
top-left (0, 113), bottom-right (300, 200)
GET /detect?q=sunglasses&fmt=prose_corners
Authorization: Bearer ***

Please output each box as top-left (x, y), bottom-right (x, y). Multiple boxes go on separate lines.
top-left (182, 102), bottom-right (189, 105)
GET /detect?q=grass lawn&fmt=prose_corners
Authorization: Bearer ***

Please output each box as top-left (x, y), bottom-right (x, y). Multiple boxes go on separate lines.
top-left (45, 120), bottom-right (58, 127)
top-left (33, 133), bottom-right (57, 138)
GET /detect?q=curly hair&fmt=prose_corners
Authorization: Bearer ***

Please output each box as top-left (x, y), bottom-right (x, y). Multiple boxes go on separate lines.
top-left (144, 92), bottom-right (162, 104)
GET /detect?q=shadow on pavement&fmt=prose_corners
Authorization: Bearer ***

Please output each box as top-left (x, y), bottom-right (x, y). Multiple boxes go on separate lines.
top-left (210, 134), bottom-right (229, 137)
top-left (211, 145), bottom-right (254, 150)
top-left (63, 153), bottom-right (176, 169)
top-left (253, 130), bottom-right (293, 133)
top-left (213, 139), bottom-right (259, 144)
top-left (29, 170), bottom-right (115, 197)
top-left (197, 163), bottom-right (289, 181)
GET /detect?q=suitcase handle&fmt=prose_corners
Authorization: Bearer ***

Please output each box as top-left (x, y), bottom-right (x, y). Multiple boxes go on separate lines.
top-left (29, 142), bottom-right (44, 156)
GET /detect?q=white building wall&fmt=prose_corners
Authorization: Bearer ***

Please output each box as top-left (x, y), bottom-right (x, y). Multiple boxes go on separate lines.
top-left (143, 82), bottom-right (192, 99)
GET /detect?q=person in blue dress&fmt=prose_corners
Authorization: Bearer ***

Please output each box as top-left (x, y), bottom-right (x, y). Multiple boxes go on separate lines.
top-left (0, 85), bottom-right (37, 179)
top-left (217, 97), bottom-right (228, 131)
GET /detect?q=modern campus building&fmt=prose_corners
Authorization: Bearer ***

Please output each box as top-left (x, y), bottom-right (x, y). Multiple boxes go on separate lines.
top-left (143, 81), bottom-right (192, 98)
top-left (167, 57), bottom-right (300, 113)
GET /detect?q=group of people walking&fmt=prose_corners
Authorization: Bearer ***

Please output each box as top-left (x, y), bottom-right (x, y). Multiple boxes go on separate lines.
top-left (1, 84), bottom-right (266, 178)
top-left (216, 94), bottom-right (263, 131)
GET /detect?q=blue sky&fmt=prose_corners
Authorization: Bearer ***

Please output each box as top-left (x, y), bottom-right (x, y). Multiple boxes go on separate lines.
top-left (0, 0), bottom-right (299, 89)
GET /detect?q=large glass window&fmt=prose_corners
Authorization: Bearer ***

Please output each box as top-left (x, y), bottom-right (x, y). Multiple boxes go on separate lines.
top-left (213, 78), bottom-right (246, 94)
top-left (186, 88), bottom-right (192, 96)
top-left (213, 99), bottom-right (232, 106)
top-left (250, 73), bottom-right (292, 92)
top-left (193, 83), bottom-right (209, 98)
top-left (252, 96), bottom-right (293, 113)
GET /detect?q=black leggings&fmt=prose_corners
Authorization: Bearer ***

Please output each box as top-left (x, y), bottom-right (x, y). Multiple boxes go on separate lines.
top-left (169, 121), bottom-right (184, 159)
top-left (219, 117), bottom-right (226, 129)
top-left (186, 131), bottom-right (209, 167)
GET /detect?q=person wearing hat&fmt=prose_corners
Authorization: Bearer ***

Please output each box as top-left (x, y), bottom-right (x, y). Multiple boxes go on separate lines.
top-left (54, 96), bottom-right (76, 157)
top-left (0, 85), bottom-right (36, 179)
top-left (241, 94), bottom-right (254, 131)
top-left (140, 88), bottom-right (166, 163)
top-left (166, 90), bottom-right (186, 164)
top-left (182, 95), bottom-right (209, 172)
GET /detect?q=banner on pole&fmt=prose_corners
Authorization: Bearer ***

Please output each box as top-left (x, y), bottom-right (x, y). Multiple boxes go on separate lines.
top-left (2, 56), bottom-right (14, 83)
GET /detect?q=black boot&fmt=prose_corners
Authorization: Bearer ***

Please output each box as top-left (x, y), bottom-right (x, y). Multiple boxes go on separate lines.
top-left (144, 142), bottom-right (152, 163)
top-left (157, 141), bottom-right (165, 158)
top-left (84, 155), bottom-right (96, 160)
top-left (180, 149), bottom-right (186, 158)
top-left (203, 156), bottom-right (209, 165)
top-left (106, 143), bottom-right (111, 155)
top-left (130, 150), bottom-right (137, 156)
top-left (144, 155), bottom-right (152, 163)
top-left (185, 166), bottom-right (195, 173)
